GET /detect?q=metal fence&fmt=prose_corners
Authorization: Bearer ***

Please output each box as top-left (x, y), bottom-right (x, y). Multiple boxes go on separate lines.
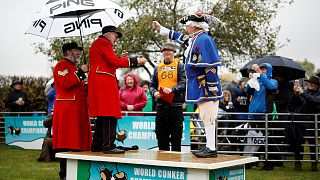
top-left (191, 112), bottom-right (319, 163)
top-left (1, 111), bottom-right (319, 163)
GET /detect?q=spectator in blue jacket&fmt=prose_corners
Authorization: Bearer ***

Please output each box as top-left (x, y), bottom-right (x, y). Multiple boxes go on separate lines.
top-left (46, 83), bottom-right (56, 115)
top-left (245, 63), bottom-right (278, 170)
top-left (246, 63), bottom-right (278, 119)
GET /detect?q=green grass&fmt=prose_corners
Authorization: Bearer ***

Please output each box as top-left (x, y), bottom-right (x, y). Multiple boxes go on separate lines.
top-left (246, 162), bottom-right (320, 180)
top-left (0, 144), bottom-right (319, 179)
top-left (0, 144), bottom-right (59, 180)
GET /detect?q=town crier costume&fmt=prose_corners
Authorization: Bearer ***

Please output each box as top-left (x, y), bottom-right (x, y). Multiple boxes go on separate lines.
top-left (88, 26), bottom-right (146, 154)
top-left (52, 42), bottom-right (91, 179)
top-left (152, 13), bottom-right (223, 158)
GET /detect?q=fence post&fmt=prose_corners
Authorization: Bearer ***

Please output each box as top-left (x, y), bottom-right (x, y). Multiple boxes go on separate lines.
top-left (315, 114), bottom-right (319, 162)
top-left (265, 114), bottom-right (268, 161)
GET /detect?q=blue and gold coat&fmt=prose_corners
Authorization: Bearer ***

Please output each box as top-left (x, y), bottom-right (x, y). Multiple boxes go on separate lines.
top-left (167, 30), bottom-right (223, 103)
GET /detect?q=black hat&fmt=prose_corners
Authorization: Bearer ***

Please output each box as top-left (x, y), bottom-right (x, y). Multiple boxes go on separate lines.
top-left (180, 14), bottom-right (205, 24)
top-left (304, 75), bottom-right (320, 85)
top-left (11, 79), bottom-right (23, 88)
top-left (161, 42), bottom-right (176, 52)
top-left (102, 26), bottom-right (123, 38)
top-left (62, 42), bottom-right (83, 53)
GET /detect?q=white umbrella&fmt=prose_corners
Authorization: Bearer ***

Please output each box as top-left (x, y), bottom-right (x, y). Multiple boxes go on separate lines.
top-left (34, 0), bottom-right (122, 19)
top-left (44, 78), bottom-right (54, 95)
top-left (25, 0), bottom-right (135, 63)
top-left (26, 9), bottom-right (134, 39)
top-left (26, 0), bottom-right (135, 39)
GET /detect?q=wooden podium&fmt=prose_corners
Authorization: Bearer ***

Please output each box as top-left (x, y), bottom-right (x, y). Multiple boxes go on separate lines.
top-left (56, 150), bottom-right (258, 180)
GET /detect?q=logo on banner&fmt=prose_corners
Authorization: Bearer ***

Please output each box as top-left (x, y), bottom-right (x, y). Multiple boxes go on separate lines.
top-left (48, 0), bottom-right (95, 15)
top-left (5, 116), bottom-right (47, 149)
top-left (33, 19), bottom-right (47, 32)
top-left (64, 18), bottom-right (103, 33)
top-left (114, 9), bottom-right (124, 19)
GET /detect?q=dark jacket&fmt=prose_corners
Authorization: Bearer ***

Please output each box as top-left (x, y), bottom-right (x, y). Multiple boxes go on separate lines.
top-left (150, 60), bottom-right (186, 106)
top-left (233, 87), bottom-right (250, 120)
top-left (5, 90), bottom-right (29, 113)
top-left (288, 88), bottom-right (320, 128)
top-left (275, 82), bottom-right (293, 113)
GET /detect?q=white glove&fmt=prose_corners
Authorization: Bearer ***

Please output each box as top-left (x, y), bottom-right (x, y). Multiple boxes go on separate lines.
top-left (247, 73), bottom-right (260, 91)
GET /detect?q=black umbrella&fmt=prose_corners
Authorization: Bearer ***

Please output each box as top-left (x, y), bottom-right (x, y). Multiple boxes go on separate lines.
top-left (240, 55), bottom-right (306, 80)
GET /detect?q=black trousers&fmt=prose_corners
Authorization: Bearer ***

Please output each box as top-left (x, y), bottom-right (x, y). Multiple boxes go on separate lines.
top-left (59, 158), bottom-right (66, 179)
top-left (91, 116), bottom-right (117, 150)
top-left (54, 149), bottom-right (80, 179)
top-left (155, 104), bottom-right (184, 152)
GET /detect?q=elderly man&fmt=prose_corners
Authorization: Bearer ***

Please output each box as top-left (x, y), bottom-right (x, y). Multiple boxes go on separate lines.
top-left (52, 42), bottom-right (92, 179)
top-left (152, 14), bottom-right (223, 158)
top-left (88, 26), bottom-right (147, 154)
top-left (150, 42), bottom-right (186, 152)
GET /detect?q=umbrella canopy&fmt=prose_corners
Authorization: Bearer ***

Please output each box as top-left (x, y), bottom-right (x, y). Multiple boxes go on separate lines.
top-left (240, 55), bottom-right (306, 80)
top-left (44, 78), bottom-right (54, 94)
top-left (26, 0), bottom-right (134, 64)
top-left (34, 0), bottom-right (126, 19)
top-left (26, 9), bottom-right (134, 39)
top-left (26, 0), bottom-right (134, 39)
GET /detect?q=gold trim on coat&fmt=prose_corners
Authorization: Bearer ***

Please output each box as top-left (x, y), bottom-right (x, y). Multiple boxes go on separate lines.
top-left (95, 66), bottom-right (115, 77)
top-left (56, 94), bottom-right (76, 101)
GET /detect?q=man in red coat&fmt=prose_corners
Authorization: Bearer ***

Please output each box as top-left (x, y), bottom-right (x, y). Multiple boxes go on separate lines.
top-left (88, 26), bottom-right (146, 154)
top-left (53, 42), bottom-right (92, 179)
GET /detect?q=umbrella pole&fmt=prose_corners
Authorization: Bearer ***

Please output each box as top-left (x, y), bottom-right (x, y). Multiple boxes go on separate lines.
top-left (77, 12), bottom-right (87, 64)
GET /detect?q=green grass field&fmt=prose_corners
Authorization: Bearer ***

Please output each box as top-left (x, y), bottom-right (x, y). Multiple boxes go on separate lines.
top-left (0, 144), bottom-right (59, 180)
top-left (0, 144), bottom-right (319, 179)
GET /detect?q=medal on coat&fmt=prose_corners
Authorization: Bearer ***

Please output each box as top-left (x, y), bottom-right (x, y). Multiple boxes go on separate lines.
top-left (192, 54), bottom-right (198, 62)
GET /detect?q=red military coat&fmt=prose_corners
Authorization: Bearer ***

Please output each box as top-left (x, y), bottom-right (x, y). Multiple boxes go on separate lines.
top-left (88, 36), bottom-right (131, 118)
top-left (52, 59), bottom-right (92, 151)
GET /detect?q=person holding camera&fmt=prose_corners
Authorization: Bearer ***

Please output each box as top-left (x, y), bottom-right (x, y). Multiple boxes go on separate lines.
top-left (288, 75), bottom-right (320, 171)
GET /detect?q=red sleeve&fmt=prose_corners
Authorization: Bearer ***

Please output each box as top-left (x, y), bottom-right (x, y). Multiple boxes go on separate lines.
top-left (133, 88), bottom-right (148, 110)
top-left (98, 40), bottom-right (130, 68)
top-left (54, 61), bottom-right (81, 89)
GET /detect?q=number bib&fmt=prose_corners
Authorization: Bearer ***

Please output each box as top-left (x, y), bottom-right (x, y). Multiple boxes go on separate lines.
top-left (157, 58), bottom-right (179, 89)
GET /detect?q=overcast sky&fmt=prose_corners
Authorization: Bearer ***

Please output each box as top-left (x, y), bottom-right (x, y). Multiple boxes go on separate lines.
top-left (1, 0), bottom-right (319, 77)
